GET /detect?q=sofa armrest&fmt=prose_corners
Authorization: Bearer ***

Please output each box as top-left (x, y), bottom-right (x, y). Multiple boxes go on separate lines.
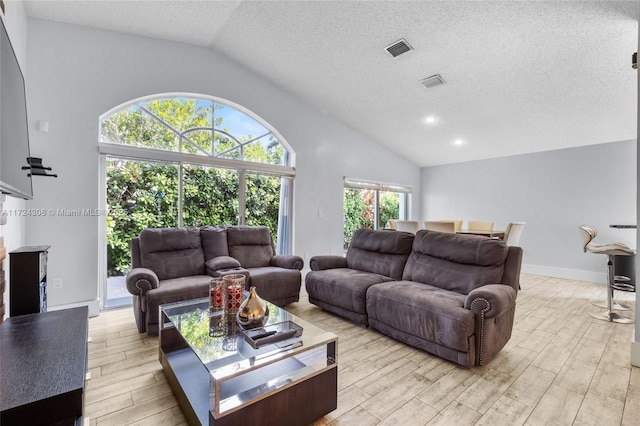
top-left (270, 255), bottom-right (304, 270)
top-left (206, 256), bottom-right (242, 275)
top-left (310, 255), bottom-right (348, 271)
top-left (126, 268), bottom-right (159, 296)
top-left (464, 284), bottom-right (517, 318)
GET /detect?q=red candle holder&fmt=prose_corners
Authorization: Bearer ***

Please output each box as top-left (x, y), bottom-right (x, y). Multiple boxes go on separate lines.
top-left (224, 274), bottom-right (245, 315)
top-left (209, 277), bottom-right (225, 312)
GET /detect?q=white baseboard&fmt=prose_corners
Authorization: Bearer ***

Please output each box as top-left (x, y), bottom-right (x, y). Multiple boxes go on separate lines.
top-left (49, 298), bottom-right (100, 317)
top-left (521, 264), bottom-right (606, 284)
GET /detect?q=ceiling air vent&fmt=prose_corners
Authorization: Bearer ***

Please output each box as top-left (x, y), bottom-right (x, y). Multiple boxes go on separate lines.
top-left (385, 39), bottom-right (412, 58)
top-left (419, 74), bottom-right (446, 89)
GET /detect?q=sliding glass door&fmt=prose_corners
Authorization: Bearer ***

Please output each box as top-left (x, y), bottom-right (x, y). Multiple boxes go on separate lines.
top-left (105, 158), bottom-right (179, 308)
top-left (343, 179), bottom-right (411, 249)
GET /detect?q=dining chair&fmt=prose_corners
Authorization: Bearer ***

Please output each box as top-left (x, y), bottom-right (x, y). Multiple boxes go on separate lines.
top-left (578, 225), bottom-right (634, 323)
top-left (468, 221), bottom-right (495, 231)
top-left (424, 221), bottom-right (455, 233)
top-left (503, 222), bottom-right (526, 246)
top-left (393, 220), bottom-right (420, 234)
top-left (440, 219), bottom-right (462, 232)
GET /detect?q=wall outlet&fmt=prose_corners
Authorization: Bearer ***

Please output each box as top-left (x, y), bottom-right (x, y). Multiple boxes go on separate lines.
top-left (53, 278), bottom-right (63, 289)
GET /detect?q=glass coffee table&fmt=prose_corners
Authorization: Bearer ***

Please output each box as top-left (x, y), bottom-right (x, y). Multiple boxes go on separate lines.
top-left (159, 297), bottom-right (338, 426)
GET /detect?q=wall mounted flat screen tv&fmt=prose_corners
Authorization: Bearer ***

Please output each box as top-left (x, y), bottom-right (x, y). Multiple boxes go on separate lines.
top-left (0, 13), bottom-right (33, 200)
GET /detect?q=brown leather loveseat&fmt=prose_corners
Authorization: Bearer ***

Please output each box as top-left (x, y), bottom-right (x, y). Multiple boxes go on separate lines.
top-left (126, 225), bottom-right (303, 335)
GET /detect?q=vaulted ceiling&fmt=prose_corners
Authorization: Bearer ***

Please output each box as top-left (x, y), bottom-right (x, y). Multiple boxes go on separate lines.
top-left (24, 0), bottom-right (639, 167)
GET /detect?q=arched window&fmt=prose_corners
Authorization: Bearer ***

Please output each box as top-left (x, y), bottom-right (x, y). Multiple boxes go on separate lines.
top-left (98, 95), bottom-right (295, 308)
top-left (100, 97), bottom-right (291, 167)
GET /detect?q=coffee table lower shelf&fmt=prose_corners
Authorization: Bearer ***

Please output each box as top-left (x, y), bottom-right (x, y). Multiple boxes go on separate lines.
top-left (161, 348), bottom-right (337, 426)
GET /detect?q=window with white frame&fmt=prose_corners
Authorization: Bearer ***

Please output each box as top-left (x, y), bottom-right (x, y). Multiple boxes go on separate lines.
top-left (343, 178), bottom-right (411, 248)
top-left (99, 95), bottom-right (295, 307)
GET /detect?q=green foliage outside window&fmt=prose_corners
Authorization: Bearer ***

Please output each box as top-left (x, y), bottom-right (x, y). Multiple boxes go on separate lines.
top-left (106, 160), bottom-right (179, 276)
top-left (343, 188), bottom-right (401, 249)
top-left (343, 188), bottom-right (372, 249)
top-left (378, 191), bottom-right (400, 230)
top-left (245, 173), bottom-right (282, 235)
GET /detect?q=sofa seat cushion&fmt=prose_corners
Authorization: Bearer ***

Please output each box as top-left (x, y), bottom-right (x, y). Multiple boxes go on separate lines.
top-left (366, 280), bottom-right (474, 353)
top-left (306, 268), bottom-right (394, 315)
top-left (142, 275), bottom-right (211, 326)
top-left (247, 267), bottom-right (301, 305)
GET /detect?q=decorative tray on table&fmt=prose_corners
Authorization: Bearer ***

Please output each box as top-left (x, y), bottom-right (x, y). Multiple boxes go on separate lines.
top-left (242, 320), bottom-right (303, 349)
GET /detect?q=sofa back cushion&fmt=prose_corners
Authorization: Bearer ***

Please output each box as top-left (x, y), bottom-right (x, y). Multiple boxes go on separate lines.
top-left (402, 230), bottom-right (508, 294)
top-left (226, 226), bottom-right (274, 268)
top-left (346, 229), bottom-right (414, 280)
top-left (200, 226), bottom-right (230, 260)
top-left (138, 227), bottom-right (205, 280)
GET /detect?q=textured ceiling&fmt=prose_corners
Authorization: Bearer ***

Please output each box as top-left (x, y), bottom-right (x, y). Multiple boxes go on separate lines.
top-left (23, 0), bottom-right (640, 167)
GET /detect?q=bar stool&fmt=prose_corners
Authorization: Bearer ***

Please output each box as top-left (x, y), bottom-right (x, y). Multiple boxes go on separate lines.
top-left (581, 226), bottom-right (633, 311)
top-left (579, 225), bottom-right (635, 324)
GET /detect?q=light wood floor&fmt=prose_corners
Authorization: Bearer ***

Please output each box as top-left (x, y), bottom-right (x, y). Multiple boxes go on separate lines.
top-left (86, 274), bottom-right (640, 425)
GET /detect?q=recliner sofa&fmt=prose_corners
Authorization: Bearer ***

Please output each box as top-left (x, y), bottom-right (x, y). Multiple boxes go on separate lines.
top-left (306, 228), bottom-right (522, 368)
top-left (126, 225), bottom-right (303, 335)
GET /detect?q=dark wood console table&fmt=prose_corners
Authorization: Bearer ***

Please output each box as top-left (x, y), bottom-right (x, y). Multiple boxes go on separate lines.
top-left (9, 245), bottom-right (50, 316)
top-left (0, 307), bottom-right (88, 425)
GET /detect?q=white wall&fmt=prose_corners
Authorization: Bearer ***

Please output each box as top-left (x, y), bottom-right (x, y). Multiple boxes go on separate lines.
top-left (23, 19), bottom-right (421, 311)
top-left (421, 140), bottom-right (637, 283)
top-left (1, 1), bottom-right (27, 66)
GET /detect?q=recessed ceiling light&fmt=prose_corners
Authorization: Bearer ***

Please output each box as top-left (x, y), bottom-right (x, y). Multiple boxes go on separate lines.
top-left (452, 139), bottom-right (465, 146)
top-left (425, 116), bottom-right (437, 124)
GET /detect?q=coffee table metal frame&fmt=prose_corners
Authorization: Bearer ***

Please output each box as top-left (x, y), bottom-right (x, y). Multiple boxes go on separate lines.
top-left (159, 297), bottom-right (337, 426)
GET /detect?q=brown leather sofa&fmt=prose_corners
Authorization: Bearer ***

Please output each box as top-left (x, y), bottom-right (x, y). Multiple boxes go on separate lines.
top-left (306, 228), bottom-right (522, 368)
top-left (126, 225), bottom-right (303, 335)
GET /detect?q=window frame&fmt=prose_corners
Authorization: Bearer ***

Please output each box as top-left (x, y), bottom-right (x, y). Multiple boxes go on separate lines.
top-left (343, 177), bottom-right (412, 230)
